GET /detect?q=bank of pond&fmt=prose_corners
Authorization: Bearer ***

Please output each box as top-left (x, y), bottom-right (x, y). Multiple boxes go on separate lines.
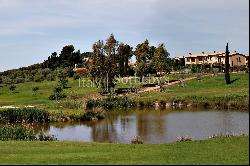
top-left (86, 95), bottom-right (249, 110)
top-left (0, 106), bottom-right (248, 144)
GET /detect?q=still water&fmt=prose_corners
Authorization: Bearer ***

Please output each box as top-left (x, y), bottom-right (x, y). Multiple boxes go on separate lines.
top-left (40, 109), bottom-right (249, 144)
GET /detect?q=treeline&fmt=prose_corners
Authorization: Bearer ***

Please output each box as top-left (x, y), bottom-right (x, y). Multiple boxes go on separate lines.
top-left (0, 34), bottom-right (185, 85)
top-left (0, 45), bottom-right (84, 84)
top-left (89, 34), bottom-right (184, 91)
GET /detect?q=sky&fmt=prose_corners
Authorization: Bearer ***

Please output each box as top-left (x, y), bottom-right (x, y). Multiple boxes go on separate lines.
top-left (0, 0), bottom-right (249, 72)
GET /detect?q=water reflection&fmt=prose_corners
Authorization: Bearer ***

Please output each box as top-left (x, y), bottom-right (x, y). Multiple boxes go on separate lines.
top-left (41, 109), bottom-right (249, 144)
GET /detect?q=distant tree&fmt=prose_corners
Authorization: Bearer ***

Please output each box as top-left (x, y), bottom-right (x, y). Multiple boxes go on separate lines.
top-left (0, 76), bottom-right (3, 84)
top-left (43, 52), bottom-right (60, 70)
top-left (49, 84), bottom-right (66, 101)
top-left (89, 34), bottom-right (120, 92)
top-left (57, 69), bottom-right (68, 89)
top-left (33, 71), bottom-right (44, 82)
top-left (171, 58), bottom-right (185, 71)
top-left (9, 84), bottom-right (16, 93)
top-left (59, 45), bottom-right (81, 68)
top-left (225, 43), bottom-right (230, 84)
top-left (117, 43), bottom-right (133, 76)
top-left (90, 40), bottom-right (106, 88)
top-left (151, 43), bottom-right (170, 75)
top-left (134, 40), bottom-right (154, 81)
top-left (32, 86), bottom-right (39, 95)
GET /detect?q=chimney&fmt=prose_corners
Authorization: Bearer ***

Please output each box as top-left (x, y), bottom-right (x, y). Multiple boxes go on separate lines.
top-left (214, 51), bottom-right (216, 53)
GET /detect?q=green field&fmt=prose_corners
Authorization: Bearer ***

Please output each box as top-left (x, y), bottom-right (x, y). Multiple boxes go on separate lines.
top-left (0, 73), bottom-right (249, 111)
top-left (132, 73), bottom-right (249, 109)
top-left (0, 136), bottom-right (248, 165)
top-left (0, 78), bottom-right (97, 106)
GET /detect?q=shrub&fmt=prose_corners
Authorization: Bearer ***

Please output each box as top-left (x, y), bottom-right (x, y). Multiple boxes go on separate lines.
top-left (49, 85), bottom-right (66, 101)
top-left (131, 136), bottom-right (144, 144)
top-left (33, 73), bottom-right (44, 82)
top-left (57, 69), bottom-right (68, 89)
top-left (176, 135), bottom-right (192, 142)
top-left (9, 84), bottom-right (16, 92)
top-left (32, 86), bottom-right (39, 94)
top-left (46, 73), bottom-right (56, 81)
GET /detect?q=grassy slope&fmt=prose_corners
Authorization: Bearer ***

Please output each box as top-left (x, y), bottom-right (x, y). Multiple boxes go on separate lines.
top-left (132, 73), bottom-right (249, 103)
top-left (0, 73), bottom-right (248, 110)
top-left (0, 136), bottom-right (248, 165)
top-left (0, 78), bottom-right (97, 113)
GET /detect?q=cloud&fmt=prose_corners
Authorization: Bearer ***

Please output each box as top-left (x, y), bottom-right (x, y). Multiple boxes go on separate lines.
top-left (0, 0), bottom-right (248, 71)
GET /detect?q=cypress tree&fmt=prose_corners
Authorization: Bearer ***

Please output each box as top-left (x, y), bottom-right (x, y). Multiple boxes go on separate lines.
top-left (225, 43), bottom-right (230, 84)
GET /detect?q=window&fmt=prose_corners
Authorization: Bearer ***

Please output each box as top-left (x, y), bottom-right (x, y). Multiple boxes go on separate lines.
top-left (199, 58), bottom-right (202, 61)
top-left (232, 61), bottom-right (234, 66)
top-left (191, 58), bottom-right (195, 62)
top-left (239, 57), bottom-right (241, 62)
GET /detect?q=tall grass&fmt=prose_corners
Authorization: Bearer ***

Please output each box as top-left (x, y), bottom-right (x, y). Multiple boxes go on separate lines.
top-left (0, 108), bottom-right (50, 123)
top-left (86, 96), bottom-right (136, 109)
top-left (0, 126), bottom-right (36, 141)
top-left (0, 125), bottom-right (56, 141)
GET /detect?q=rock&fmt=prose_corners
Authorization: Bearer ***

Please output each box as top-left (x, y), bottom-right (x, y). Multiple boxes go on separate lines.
top-left (166, 102), bottom-right (171, 108)
top-left (154, 102), bottom-right (160, 109)
top-left (91, 117), bottom-right (98, 121)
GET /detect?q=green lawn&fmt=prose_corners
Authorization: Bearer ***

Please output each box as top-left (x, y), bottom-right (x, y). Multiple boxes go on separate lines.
top-left (0, 136), bottom-right (248, 165)
top-left (0, 73), bottom-right (249, 111)
top-left (132, 73), bottom-right (249, 104)
top-left (0, 78), bottom-right (97, 113)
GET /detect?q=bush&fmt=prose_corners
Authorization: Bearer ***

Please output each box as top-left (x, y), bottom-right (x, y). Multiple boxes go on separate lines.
top-left (57, 69), bottom-right (68, 89)
top-left (32, 86), bottom-right (39, 94)
top-left (131, 136), bottom-right (144, 144)
top-left (176, 135), bottom-right (192, 142)
top-left (46, 73), bottom-right (56, 81)
top-left (49, 85), bottom-right (66, 100)
top-left (34, 73), bottom-right (44, 82)
top-left (9, 84), bottom-right (16, 92)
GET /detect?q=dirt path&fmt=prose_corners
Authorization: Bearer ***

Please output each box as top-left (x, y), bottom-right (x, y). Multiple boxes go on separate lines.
top-left (122, 74), bottom-right (216, 96)
top-left (0, 105), bottom-right (35, 109)
top-left (135, 76), bottom-right (197, 94)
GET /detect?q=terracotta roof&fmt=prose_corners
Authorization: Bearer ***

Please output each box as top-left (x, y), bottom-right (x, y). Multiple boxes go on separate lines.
top-left (185, 53), bottom-right (208, 58)
top-left (177, 51), bottom-right (247, 58)
top-left (73, 67), bottom-right (88, 74)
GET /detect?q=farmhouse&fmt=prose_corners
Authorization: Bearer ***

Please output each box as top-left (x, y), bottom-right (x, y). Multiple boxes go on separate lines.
top-left (175, 51), bottom-right (248, 67)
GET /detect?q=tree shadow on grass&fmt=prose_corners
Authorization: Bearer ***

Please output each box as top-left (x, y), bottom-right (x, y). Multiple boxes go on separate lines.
top-left (64, 86), bottom-right (71, 89)
top-left (229, 78), bottom-right (240, 84)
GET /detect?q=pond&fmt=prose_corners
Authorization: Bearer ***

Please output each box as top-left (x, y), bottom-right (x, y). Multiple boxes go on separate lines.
top-left (38, 109), bottom-right (249, 144)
